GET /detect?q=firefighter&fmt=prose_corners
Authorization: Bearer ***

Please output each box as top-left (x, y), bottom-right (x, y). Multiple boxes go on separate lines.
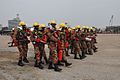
top-left (70, 27), bottom-right (76, 55)
top-left (64, 24), bottom-right (70, 56)
top-left (46, 20), bottom-right (62, 72)
top-left (59, 23), bottom-right (70, 56)
top-left (79, 26), bottom-right (87, 58)
top-left (74, 25), bottom-right (83, 59)
top-left (13, 21), bottom-right (30, 66)
top-left (92, 26), bottom-right (98, 44)
top-left (85, 26), bottom-right (93, 55)
top-left (89, 27), bottom-right (98, 53)
top-left (57, 23), bottom-right (72, 66)
top-left (67, 28), bottom-right (72, 54)
top-left (39, 24), bottom-right (48, 64)
top-left (30, 22), bottom-right (44, 69)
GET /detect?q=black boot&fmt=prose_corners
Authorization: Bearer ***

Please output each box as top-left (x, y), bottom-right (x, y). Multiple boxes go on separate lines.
top-left (57, 61), bottom-right (64, 66)
top-left (81, 51), bottom-right (86, 59)
top-left (66, 53), bottom-right (70, 56)
top-left (64, 61), bottom-right (72, 67)
top-left (95, 47), bottom-right (98, 49)
top-left (48, 62), bottom-right (54, 69)
top-left (74, 54), bottom-right (79, 59)
top-left (66, 50), bottom-right (70, 56)
top-left (41, 61), bottom-right (44, 64)
top-left (79, 54), bottom-right (83, 60)
top-left (88, 50), bottom-right (93, 55)
top-left (54, 64), bottom-right (62, 72)
top-left (38, 62), bottom-right (44, 69)
top-left (93, 48), bottom-right (97, 52)
top-left (18, 60), bottom-right (24, 66)
top-left (71, 49), bottom-right (74, 54)
top-left (44, 57), bottom-right (48, 64)
top-left (71, 50), bottom-right (74, 54)
top-left (34, 60), bottom-right (39, 67)
top-left (23, 57), bottom-right (29, 63)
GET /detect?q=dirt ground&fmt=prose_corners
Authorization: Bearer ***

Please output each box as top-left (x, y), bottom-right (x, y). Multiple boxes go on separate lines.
top-left (0, 34), bottom-right (120, 80)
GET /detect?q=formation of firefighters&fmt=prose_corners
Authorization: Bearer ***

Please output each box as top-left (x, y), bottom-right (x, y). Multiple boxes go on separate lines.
top-left (10, 20), bottom-right (98, 72)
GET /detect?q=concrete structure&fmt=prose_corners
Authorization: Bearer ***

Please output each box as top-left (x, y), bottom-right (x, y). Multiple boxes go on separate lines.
top-left (105, 26), bottom-right (120, 33)
top-left (8, 14), bottom-right (21, 30)
top-left (0, 24), bottom-right (2, 30)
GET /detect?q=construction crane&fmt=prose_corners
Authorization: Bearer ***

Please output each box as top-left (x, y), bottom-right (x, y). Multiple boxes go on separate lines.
top-left (109, 15), bottom-right (114, 26)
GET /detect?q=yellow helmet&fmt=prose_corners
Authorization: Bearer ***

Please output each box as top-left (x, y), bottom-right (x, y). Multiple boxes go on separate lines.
top-left (68, 28), bottom-right (72, 31)
top-left (19, 21), bottom-right (26, 26)
top-left (86, 26), bottom-right (89, 29)
top-left (56, 26), bottom-right (61, 31)
top-left (75, 25), bottom-right (81, 29)
top-left (50, 20), bottom-right (56, 24)
top-left (82, 26), bottom-right (89, 29)
top-left (82, 26), bottom-right (86, 29)
top-left (39, 24), bottom-right (46, 28)
top-left (89, 27), bottom-right (93, 30)
top-left (33, 22), bottom-right (39, 27)
top-left (60, 23), bottom-right (66, 28)
top-left (80, 27), bottom-right (83, 30)
top-left (72, 27), bottom-right (75, 30)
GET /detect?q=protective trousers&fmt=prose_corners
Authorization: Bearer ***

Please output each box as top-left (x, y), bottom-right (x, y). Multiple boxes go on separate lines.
top-left (17, 44), bottom-right (28, 60)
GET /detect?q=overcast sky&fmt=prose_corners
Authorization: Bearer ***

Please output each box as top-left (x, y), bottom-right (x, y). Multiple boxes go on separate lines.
top-left (0, 0), bottom-right (120, 28)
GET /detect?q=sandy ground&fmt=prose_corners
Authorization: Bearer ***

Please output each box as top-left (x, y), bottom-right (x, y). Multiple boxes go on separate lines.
top-left (0, 34), bottom-right (120, 80)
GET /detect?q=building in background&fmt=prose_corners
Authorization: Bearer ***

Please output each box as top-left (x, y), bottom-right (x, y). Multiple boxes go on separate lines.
top-left (8, 14), bottom-right (21, 30)
top-left (0, 24), bottom-right (2, 30)
top-left (105, 26), bottom-right (120, 33)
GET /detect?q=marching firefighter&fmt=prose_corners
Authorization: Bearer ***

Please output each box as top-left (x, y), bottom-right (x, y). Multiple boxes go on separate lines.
top-left (39, 24), bottom-right (48, 64)
top-left (89, 27), bottom-right (98, 52)
top-left (46, 20), bottom-right (62, 72)
top-left (92, 26), bottom-right (98, 44)
top-left (70, 27), bottom-right (76, 54)
top-left (59, 23), bottom-right (70, 56)
top-left (84, 26), bottom-right (93, 55)
top-left (57, 23), bottom-right (72, 66)
top-left (79, 26), bottom-right (87, 58)
top-left (30, 22), bottom-right (44, 69)
top-left (64, 24), bottom-right (70, 56)
top-left (13, 21), bottom-right (30, 66)
top-left (72, 25), bottom-right (82, 59)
